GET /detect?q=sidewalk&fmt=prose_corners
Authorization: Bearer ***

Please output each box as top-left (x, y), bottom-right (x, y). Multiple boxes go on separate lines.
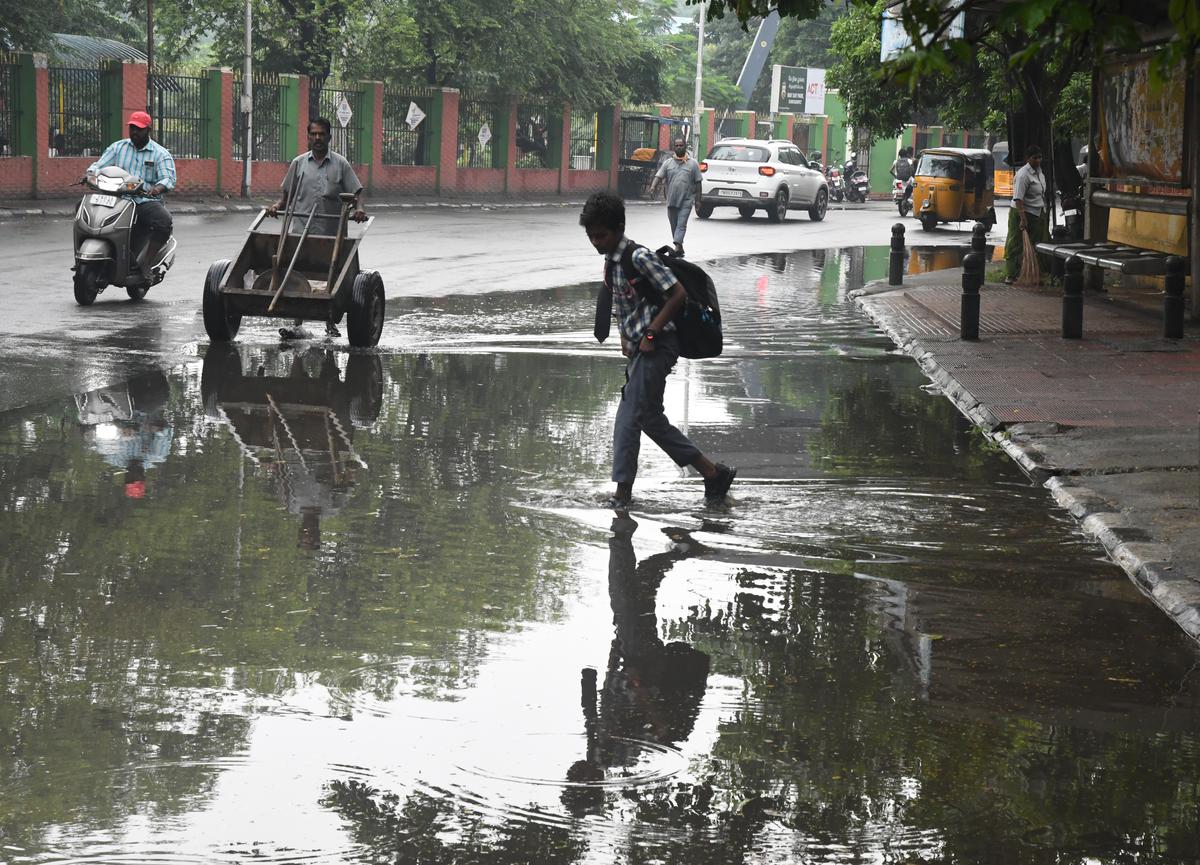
top-left (852, 269), bottom-right (1200, 642)
top-left (0, 192), bottom-right (653, 221)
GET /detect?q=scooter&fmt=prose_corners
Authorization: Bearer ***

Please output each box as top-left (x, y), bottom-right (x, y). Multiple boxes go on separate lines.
top-left (73, 165), bottom-right (177, 306)
top-left (892, 179), bottom-right (912, 216)
top-left (844, 160), bottom-right (870, 203)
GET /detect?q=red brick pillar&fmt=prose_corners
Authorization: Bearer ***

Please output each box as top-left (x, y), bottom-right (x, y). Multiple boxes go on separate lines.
top-left (219, 68), bottom-right (235, 195)
top-left (503, 96), bottom-right (518, 195)
top-left (296, 76), bottom-right (310, 157)
top-left (557, 103), bottom-right (571, 194)
top-left (365, 80), bottom-right (383, 194)
top-left (123, 61), bottom-right (147, 120)
top-left (33, 59), bottom-right (49, 198)
top-left (655, 103), bottom-right (672, 150)
top-left (437, 88), bottom-right (459, 194)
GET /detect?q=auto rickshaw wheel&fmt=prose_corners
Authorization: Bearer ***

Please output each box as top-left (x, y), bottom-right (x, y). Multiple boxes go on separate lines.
top-left (202, 259), bottom-right (241, 342)
top-left (920, 213), bottom-right (938, 232)
top-left (348, 270), bottom-right (385, 348)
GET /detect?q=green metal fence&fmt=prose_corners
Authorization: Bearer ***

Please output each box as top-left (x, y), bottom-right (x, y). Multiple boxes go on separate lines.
top-left (381, 87), bottom-right (435, 165)
top-left (232, 71), bottom-right (285, 162)
top-left (515, 102), bottom-right (551, 169)
top-left (148, 67), bottom-right (208, 159)
top-left (314, 79), bottom-right (363, 162)
top-left (568, 109), bottom-right (597, 170)
top-left (457, 94), bottom-right (502, 169)
top-left (1, 53), bottom-right (22, 157)
top-left (48, 66), bottom-right (105, 156)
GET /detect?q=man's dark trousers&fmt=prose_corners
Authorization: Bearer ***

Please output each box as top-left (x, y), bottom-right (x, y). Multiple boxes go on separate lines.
top-left (133, 200), bottom-right (173, 258)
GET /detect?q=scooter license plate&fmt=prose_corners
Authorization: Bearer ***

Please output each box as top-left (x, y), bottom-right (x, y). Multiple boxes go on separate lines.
top-left (1062, 208), bottom-right (1079, 217)
top-left (90, 194), bottom-right (117, 207)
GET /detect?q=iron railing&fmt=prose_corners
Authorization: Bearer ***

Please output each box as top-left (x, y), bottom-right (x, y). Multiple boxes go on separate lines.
top-left (232, 72), bottom-right (284, 162)
top-left (568, 109), bottom-right (597, 170)
top-left (0, 55), bottom-right (20, 157)
top-left (515, 102), bottom-right (551, 169)
top-left (313, 80), bottom-right (363, 162)
top-left (381, 88), bottom-right (435, 165)
top-left (457, 95), bottom-right (502, 169)
top-left (48, 66), bottom-right (105, 157)
top-left (148, 68), bottom-right (207, 158)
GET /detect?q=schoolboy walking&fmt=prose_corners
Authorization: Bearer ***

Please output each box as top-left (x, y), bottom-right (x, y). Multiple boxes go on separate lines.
top-left (580, 192), bottom-right (736, 509)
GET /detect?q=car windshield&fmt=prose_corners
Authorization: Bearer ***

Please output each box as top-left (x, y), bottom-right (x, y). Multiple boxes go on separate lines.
top-left (707, 144), bottom-right (769, 163)
top-left (916, 154), bottom-right (965, 180)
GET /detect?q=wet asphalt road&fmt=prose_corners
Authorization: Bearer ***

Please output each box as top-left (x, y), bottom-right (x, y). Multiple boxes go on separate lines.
top-left (0, 200), bottom-right (999, 414)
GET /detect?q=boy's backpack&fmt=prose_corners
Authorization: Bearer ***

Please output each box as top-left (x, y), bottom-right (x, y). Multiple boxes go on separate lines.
top-left (895, 156), bottom-right (914, 181)
top-left (619, 244), bottom-right (723, 359)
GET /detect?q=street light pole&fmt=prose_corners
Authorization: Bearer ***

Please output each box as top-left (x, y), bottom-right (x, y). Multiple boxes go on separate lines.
top-left (241, 0), bottom-right (252, 198)
top-left (692, 1), bottom-right (706, 157)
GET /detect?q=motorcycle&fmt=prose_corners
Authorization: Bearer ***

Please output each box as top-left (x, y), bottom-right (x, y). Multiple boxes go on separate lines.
top-left (844, 160), bottom-right (870, 203)
top-left (893, 177), bottom-right (914, 217)
top-left (73, 165), bottom-right (177, 306)
top-left (826, 166), bottom-right (845, 202)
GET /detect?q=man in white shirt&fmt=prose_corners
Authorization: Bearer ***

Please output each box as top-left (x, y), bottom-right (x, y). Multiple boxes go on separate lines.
top-left (1005, 145), bottom-right (1047, 283)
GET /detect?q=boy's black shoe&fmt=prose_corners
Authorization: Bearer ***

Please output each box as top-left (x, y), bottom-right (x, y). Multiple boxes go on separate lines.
top-left (704, 464), bottom-right (737, 500)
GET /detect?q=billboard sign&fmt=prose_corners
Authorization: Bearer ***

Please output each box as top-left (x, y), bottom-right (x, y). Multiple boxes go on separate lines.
top-left (880, 3), bottom-right (966, 62)
top-left (771, 66), bottom-right (826, 115)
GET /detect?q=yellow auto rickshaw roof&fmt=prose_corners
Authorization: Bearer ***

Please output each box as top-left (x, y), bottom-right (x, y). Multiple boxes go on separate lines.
top-left (919, 147), bottom-right (992, 159)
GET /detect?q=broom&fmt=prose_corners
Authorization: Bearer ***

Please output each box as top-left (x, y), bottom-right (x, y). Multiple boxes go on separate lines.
top-left (1015, 226), bottom-right (1042, 287)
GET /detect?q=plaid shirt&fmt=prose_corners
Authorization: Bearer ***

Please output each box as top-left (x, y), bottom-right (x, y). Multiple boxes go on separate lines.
top-left (606, 238), bottom-right (678, 344)
top-left (88, 137), bottom-right (177, 204)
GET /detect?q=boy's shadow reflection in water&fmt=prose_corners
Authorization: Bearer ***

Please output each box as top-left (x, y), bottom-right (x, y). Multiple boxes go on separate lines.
top-left (564, 514), bottom-right (711, 814)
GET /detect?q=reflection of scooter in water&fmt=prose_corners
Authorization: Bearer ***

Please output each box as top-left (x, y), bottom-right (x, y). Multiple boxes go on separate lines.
top-left (563, 515), bottom-right (711, 813)
top-left (201, 345), bottom-right (383, 548)
top-left (74, 370), bottom-right (173, 498)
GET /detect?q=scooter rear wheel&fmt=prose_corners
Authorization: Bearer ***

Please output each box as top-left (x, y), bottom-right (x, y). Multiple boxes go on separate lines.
top-left (73, 262), bottom-right (103, 306)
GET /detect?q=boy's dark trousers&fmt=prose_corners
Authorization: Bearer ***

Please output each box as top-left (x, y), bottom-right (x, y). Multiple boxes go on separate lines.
top-left (612, 331), bottom-right (701, 484)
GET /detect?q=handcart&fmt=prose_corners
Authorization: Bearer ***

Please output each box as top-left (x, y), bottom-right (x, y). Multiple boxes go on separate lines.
top-left (202, 191), bottom-right (386, 347)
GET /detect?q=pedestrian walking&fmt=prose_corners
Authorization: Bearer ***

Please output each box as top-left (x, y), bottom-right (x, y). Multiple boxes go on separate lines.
top-left (649, 137), bottom-right (702, 258)
top-left (581, 192), bottom-right (736, 510)
top-left (1005, 145), bottom-right (1049, 284)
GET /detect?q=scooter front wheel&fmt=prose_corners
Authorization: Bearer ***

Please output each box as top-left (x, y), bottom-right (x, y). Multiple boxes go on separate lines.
top-left (73, 262), bottom-right (104, 306)
top-left (126, 285), bottom-right (148, 301)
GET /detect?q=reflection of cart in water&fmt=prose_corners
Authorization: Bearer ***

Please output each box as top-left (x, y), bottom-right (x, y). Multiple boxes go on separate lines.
top-left (201, 346), bottom-right (383, 548)
top-left (74, 370), bottom-right (173, 498)
top-left (202, 192), bottom-right (386, 348)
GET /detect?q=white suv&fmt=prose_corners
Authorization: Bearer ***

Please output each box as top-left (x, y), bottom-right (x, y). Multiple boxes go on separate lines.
top-left (695, 138), bottom-right (829, 223)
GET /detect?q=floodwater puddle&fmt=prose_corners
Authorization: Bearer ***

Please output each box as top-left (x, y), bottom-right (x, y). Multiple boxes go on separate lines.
top-left (1, 247), bottom-right (1198, 864)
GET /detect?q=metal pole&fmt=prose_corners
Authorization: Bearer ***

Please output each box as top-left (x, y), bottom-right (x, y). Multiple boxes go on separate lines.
top-left (888, 222), bottom-right (905, 286)
top-left (1164, 255), bottom-right (1185, 339)
top-left (241, 0), bottom-right (253, 198)
top-left (692, 1), bottom-right (706, 158)
top-left (1062, 255), bottom-right (1083, 339)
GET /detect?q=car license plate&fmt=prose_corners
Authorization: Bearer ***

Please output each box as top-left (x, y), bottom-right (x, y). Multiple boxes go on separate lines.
top-left (717, 189), bottom-right (742, 198)
top-left (90, 194), bottom-right (117, 207)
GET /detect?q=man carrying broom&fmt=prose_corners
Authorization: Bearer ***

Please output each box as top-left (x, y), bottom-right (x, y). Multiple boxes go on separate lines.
top-left (1005, 145), bottom-right (1048, 285)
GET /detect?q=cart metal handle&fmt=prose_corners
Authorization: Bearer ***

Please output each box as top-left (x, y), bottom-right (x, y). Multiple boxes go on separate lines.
top-left (267, 202), bottom-right (318, 312)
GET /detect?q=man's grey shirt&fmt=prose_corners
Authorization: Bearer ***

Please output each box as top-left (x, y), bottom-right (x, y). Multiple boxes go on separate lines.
top-left (655, 156), bottom-right (702, 208)
top-left (1011, 163), bottom-right (1046, 216)
top-left (282, 150), bottom-right (362, 233)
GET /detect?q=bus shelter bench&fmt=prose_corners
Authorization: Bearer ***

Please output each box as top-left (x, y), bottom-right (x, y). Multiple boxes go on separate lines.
top-left (1035, 241), bottom-right (1173, 278)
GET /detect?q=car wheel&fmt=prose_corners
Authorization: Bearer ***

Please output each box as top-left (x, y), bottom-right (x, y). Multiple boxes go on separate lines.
top-left (808, 188), bottom-right (828, 222)
top-left (695, 199), bottom-right (714, 220)
top-left (920, 213), bottom-right (938, 232)
top-left (767, 188), bottom-right (788, 223)
top-left (738, 206), bottom-right (755, 219)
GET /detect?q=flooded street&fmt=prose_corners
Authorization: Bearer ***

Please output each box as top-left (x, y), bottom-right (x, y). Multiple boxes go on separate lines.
top-left (2, 246), bottom-right (1199, 863)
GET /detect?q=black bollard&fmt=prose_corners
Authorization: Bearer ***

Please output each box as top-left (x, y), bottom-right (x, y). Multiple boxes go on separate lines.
top-left (971, 221), bottom-right (987, 255)
top-left (1062, 255), bottom-right (1083, 339)
top-left (1164, 255), bottom-right (1185, 339)
top-left (961, 251), bottom-right (982, 340)
top-left (889, 223), bottom-right (906, 286)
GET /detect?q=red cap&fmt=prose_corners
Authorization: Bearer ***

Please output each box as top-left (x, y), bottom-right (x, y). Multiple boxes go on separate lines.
top-left (128, 111), bottom-right (152, 129)
top-left (124, 480), bottom-right (147, 499)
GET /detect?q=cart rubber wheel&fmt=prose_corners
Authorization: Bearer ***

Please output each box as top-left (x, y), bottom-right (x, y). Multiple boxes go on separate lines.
top-left (808, 188), bottom-right (828, 222)
top-left (920, 213), bottom-right (938, 232)
top-left (73, 262), bottom-right (103, 306)
top-left (346, 353), bottom-right (384, 428)
top-left (347, 271), bottom-right (385, 348)
top-left (767, 188), bottom-right (788, 223)
top-left (695, 199), bottom-right (713, 220)
top-left (202, 259), bottom-right (241, 342)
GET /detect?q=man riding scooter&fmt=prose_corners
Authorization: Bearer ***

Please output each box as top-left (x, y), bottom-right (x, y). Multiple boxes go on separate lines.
top-left (85, 111), bottom-right (177, 277)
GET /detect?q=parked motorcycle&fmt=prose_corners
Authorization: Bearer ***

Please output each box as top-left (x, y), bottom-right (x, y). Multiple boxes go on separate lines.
top-left (843, 159), bottom-right (870, 203)
top-left (826, 166), bottom-right (845, 202)
top-left (73, 165), bottom-right (177, 306)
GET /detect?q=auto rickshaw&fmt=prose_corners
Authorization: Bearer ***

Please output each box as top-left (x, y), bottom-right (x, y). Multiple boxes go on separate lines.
top-left (992, 140), bottom-right (1013, 198)
top-left (911, 147), bottom-right (997, 232)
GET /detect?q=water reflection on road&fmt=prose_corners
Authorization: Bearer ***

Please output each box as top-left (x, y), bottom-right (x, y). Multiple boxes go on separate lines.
top-left (0, 247), bottom-right (1197, 864)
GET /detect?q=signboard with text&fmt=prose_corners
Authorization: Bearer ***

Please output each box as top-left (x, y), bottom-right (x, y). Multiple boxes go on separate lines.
top-left (770, 66), bottom-right (826, 116)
